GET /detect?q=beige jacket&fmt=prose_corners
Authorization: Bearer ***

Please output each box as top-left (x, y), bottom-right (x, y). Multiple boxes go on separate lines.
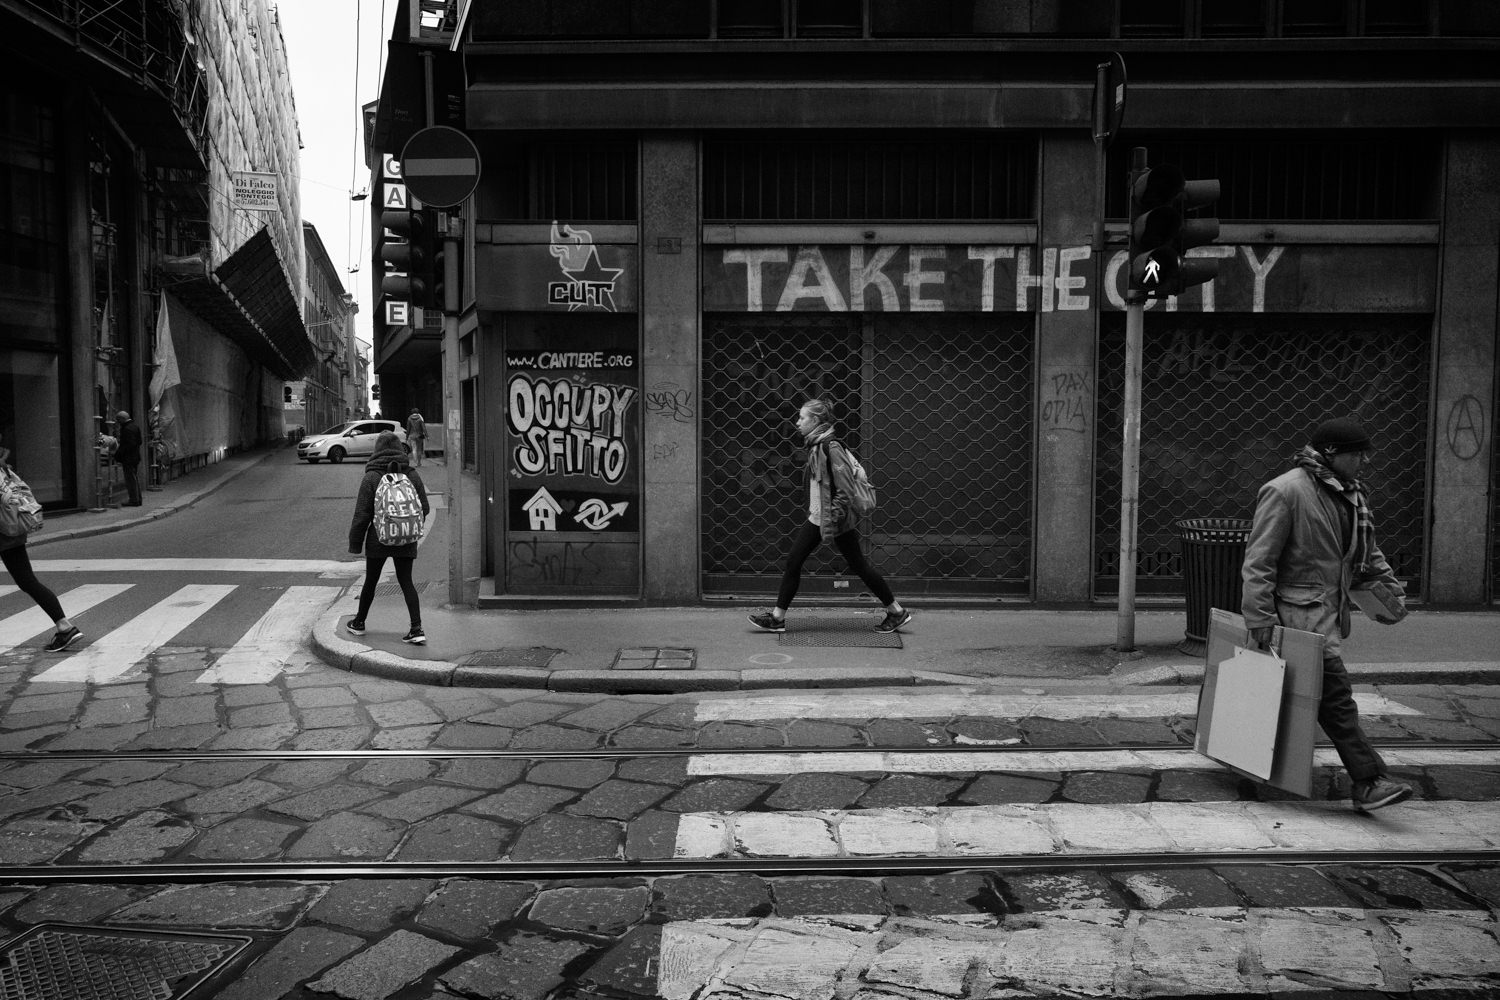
top-left (1241, 466), bottom-right (1398, 656)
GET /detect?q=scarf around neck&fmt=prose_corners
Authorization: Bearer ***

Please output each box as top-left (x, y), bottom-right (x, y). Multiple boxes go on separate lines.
top-left (804, 424), bottom-right (835, 481)
top-left (1295, 444), bottom-right (1375, 572)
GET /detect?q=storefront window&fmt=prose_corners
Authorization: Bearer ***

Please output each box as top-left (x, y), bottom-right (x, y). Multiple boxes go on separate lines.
top-left (0, 71), bottom-right (70, 505)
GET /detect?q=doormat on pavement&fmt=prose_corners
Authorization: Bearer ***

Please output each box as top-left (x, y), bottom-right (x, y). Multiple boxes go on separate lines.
top-left (778, 616), bottom-right (903, 648)
top-left (459, 647), bottom-right (562, 668)
top-left (0, 924), bottom-right (252, 1000)
top-left (612, 647), bottom-right (698, 670)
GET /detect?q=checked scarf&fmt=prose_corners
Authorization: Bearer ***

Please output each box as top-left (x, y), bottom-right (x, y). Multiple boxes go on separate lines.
top-left (1295, 445), bottom-right (1376, 573)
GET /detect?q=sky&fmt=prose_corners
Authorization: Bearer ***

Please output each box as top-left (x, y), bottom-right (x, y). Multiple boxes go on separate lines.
top-left (277, 0), bottom-right (398, 361)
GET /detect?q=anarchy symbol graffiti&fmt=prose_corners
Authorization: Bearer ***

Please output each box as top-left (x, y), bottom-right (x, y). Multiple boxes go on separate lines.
top-left (1445, 394), bottom-right (1485, 460)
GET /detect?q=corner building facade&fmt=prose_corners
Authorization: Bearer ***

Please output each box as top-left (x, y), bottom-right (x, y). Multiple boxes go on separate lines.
top-left (439, 1), bottom-right (1500, 607)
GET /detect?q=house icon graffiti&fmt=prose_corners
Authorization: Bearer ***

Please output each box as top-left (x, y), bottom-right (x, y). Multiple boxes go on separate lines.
top-left (523, 487), bottom-right (564, 531)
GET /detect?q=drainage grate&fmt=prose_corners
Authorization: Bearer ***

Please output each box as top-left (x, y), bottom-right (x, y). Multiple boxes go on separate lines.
top-left (777, 616), bottom-right (903, 649)
top-left (458, 647), bottom-right (561, 668)
top-left (0, 924), bottom-right (251, 1000)
top-left (611, 648), bottom-right (698, 670)
top-left (372, 580), bottom-right (438, 598)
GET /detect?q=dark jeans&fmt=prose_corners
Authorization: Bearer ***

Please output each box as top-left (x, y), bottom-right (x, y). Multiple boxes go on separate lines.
top-left (119, 459), bottom-right (141, 505)
top-left (777, 521), bottom-right (895, 609)
top-left (1320, 653), bottom-right (1385, 782)
top-left (1, 545), bottom-right (65, 623)
top-left (354, 556), bottom-right (422, 628)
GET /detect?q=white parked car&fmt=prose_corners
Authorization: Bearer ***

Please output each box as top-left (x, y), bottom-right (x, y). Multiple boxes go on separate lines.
top-left (297, 420), bottom-right (407, 464)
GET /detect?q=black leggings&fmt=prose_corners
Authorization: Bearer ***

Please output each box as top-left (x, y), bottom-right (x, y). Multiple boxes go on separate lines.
top-left (1, 545), bottom-right (66, 623)
top-left (354, 556), bottom-right (421, 627)
top-left (777, 520), bottom-right (895, 609)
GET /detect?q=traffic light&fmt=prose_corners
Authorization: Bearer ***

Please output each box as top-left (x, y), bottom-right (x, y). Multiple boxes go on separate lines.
top-left (425, 212), bottom-right (446, 312)
top-left (371, 382), bottom-right (382, 400)
top-left (283, 385), bottom-right (293, 403)
top-left (380, 206), bottom-right (427, 309)
top-left (1127, 154), bottom-right (1220, 300)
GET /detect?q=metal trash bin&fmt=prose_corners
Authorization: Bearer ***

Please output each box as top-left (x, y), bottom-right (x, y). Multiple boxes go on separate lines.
top-left (1176, 517), bottom-right (1252, 656)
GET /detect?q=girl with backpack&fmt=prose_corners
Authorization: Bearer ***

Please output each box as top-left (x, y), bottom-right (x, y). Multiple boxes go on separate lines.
top-left (1, 432), bottom-right (82, 651)
top-left (748, 398), bottom-right (911, 635)
top-left (347, 431), bottom-right (429, 644)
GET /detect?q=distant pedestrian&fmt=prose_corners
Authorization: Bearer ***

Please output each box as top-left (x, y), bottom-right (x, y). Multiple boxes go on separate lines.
top-left (405, 407), bottom-right (426, 467)
top-left (115, 410), bottom-right (143, 506)
top-left (347, 431), bottom-right (429, 644)
top-left (0, 433), bottom-right (82, 651)
top-left (748, 398), bottom-right (910, 635)
top-left (1242, 417), bottom-right (1412, 811)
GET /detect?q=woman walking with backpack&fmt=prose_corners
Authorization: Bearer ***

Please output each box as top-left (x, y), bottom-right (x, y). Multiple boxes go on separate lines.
top-left (347, 431), bottom-right (429, 644)
top-left (1, 432), bottom-right (82, 651)
top-left (748, 398), bottom-right (911, 635)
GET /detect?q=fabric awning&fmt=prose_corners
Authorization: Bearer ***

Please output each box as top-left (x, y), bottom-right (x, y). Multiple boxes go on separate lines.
top-left (170, 227), bottom-right (314, 380)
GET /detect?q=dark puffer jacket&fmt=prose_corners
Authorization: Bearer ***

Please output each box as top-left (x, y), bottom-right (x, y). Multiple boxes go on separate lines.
top-left (348, 442), bottom-right (429, 558)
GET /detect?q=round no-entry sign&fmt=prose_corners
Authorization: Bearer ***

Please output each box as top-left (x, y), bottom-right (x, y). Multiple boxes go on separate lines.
top-left (400, 126), bottom-right (481, 208)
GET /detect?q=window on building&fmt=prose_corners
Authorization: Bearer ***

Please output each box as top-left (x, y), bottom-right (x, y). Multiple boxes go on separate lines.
top-left (796, 0), bottom-right (863, 36)
top-left (1363, 0), bottom-right (1430, 34)
top-left (1201, 0), bottom-right (1267, 36)
top-left (1280, 0), bottom-right (1349, 35)
top-left (717, 0), bottom-right (784, 37)
top-left (1107, 134), bottom-right (1442, 221)
top-left (1119, 0), bottom-right (1187, 37)
top-left (476, 140), bottom-right (637, 222)
top-left (704, 135), bottom-right (1037, 221)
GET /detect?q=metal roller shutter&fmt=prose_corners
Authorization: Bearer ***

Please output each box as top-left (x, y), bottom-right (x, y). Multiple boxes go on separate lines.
top-left (702, 312), bottom-right (1033, 597)
top-left (1094, 314), bottom-right (1431, 597)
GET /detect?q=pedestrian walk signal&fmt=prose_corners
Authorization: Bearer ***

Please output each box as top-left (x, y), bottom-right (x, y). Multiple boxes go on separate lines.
top-left (1127, 152), bottom-right (1220, 300)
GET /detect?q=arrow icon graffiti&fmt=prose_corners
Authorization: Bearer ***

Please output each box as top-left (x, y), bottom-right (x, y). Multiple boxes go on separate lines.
top-left (575, 498), bottom-right (629, 530)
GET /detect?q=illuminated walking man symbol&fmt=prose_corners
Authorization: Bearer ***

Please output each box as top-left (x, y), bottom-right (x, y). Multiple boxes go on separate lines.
top-left (1144, 257), bottom-right (1163, 284)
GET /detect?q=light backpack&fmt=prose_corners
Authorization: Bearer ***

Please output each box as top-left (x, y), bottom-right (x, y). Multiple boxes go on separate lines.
top-left (373, 470), bottom-right (424, 545)
top-left (0, 467), bottom-right (44, 537)
top-left (832, 443), bottom-right (877, 514)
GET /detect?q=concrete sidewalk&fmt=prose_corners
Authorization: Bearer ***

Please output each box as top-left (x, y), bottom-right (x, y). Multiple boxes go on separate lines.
top-left (33, 445), bottom-right (1500, 693)
top-left (309, 462), bottom-right (1500, 692)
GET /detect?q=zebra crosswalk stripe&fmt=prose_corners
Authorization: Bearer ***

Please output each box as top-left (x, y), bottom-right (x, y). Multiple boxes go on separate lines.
top-left (0, 584), bottom-right (134, 654)
top-left (658, 907), bottom-right (1500, 998)
top-left (195, 586), bottom-right (344, 685)
top-left (673, 799), bottom-right (1500, 860)
top-left (30, 558), bottom-right (364, 576)
top-left (686, 747), bottom-right (1500, 777)
top-left (693, 691), bottom-right (1421, 722)
top-left (31, 584), bottom-right (237, 684)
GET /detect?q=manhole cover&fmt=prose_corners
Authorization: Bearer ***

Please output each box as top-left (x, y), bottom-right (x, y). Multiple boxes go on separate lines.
top-left (777, 616), bottom-right (903, 648)
top-left (459, 647), bottom-right (561, 668)
top-left (611, 647), bottom-right (697, 670)
top-left (0, 924), bottom-right (251, 1000)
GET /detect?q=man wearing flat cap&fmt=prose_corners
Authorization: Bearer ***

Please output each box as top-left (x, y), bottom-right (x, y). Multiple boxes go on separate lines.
top-left (115, 410), bottom-right (143, 507)
top-left (1242, 417), bottom-right (1412, 811)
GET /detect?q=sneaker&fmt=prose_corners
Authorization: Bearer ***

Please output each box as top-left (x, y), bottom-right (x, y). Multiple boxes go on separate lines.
top-left (874, 608), bottom-right (913, 633)
top-left (345, 620), bottom-right (366, 636)
top-left (1352, 776), bottom-right (1413, 812)
top-left (747, 611), bottom-right (785, 633)
top-left (43, 626), bottom-right (83, 653)
top-left (402, 627), bottom-right (426, 645)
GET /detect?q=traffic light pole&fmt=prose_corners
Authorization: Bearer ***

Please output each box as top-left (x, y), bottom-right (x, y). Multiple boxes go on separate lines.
top-left (1116, 145), bottom-right (1149, 653)
top-left (442, 213), bottom-right (463, 607)
top-left (1117, 296), bottom-right (1145, 652)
